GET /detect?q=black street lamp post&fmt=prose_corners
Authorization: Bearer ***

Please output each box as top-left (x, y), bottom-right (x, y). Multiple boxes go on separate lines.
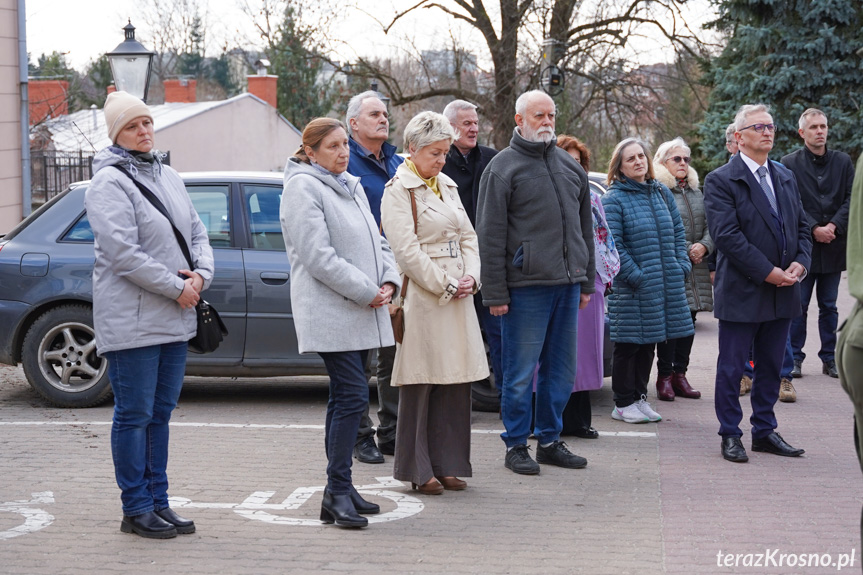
top-left (106, 20), bottom-right (155, 102)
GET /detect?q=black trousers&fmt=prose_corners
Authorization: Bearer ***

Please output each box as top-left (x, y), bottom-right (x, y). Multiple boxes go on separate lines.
top-left (531, 391), bottom-right (592, 435)
top-left (612, 341), bottom-right (656, 407)
top-left (656, 311), bottom-right (698, 376)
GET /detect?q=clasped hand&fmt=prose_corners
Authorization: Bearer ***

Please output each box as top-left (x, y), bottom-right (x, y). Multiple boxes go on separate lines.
top-left (689, 243), bottom-right (707, 265)
top-left (370, 282), bottom-right (396, 308)
top-left (455, 276), bottom-right (476, 299)
top-left (176, 269), bottom-right (204, 309)
top-left (765, 262), bottom-right (805, 287)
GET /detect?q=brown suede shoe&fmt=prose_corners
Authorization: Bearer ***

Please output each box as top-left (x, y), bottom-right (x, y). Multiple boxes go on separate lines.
top-left (779, 378), bottom-right (797, 403)
top-left (671, 372), bottom-right (701, 399)
top-left (656, 374), bottom-right (675, 401)
top-left (739, 375), bottom-right (752, 396)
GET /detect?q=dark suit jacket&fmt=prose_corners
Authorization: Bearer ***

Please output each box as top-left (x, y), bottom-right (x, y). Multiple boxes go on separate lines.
top-left (441, 144), bottom-right (497, 226)
top-left (781, 147), bottom-right (854, 273)
top-left (703, 153), bottom-right (812, 323)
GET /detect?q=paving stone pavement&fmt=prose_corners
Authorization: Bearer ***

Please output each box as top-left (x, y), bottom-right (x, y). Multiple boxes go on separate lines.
top-left (0, 278), bottom-right (860, 575)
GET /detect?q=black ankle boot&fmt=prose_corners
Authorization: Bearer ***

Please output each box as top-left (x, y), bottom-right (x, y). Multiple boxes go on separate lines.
top-left (349, 485), bottom-right (380, 515)
top-left (155, 507), bottom-right (196, 534)
top-left (320, 489), bottom-right (368, 527)
top-left (120, 511), bottom-right (177, 539)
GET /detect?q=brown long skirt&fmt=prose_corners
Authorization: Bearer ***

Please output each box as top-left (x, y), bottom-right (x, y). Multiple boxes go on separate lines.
top-left (393, 383), bottom-right (472, 486)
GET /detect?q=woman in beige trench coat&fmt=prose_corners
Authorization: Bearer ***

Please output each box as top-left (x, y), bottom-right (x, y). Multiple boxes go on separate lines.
top-left (381, 112), bottom-right (488, 495)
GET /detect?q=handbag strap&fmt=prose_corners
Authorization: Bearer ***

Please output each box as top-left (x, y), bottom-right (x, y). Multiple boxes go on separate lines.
top-left (400, 190), bottom-right (418, 300)
top-left (113, 165), bottom-right (195, 271)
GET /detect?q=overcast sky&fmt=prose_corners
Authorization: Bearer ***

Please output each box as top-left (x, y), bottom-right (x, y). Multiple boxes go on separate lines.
top-left (26, 0), bottom-right (716, 72)
top-left (25, 0), bottom-right (444, 70)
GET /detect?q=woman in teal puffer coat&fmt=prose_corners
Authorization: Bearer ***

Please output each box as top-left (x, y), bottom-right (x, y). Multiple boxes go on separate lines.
top-left (601, 138), bottom-right (694, 424)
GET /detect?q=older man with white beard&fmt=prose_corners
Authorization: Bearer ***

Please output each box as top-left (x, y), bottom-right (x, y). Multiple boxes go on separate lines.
top-left (476, 90), bottom-right (596, 475)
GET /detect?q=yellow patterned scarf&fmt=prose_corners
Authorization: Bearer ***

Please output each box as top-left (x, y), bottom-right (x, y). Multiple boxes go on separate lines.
top-left (405, 158), bottom-right (441, 198)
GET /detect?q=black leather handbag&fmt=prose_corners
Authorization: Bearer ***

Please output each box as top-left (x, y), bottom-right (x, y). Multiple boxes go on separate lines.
top-left (113, 166), bottom-right (227, 354)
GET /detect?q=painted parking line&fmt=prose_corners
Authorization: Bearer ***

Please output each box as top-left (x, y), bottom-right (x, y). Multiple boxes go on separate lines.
top-left (0, 421), bottom-right (656, 437)
top-left (170, 477), bottom-right (423, 526)
top-left (0, 492), bottom-right (54, 540)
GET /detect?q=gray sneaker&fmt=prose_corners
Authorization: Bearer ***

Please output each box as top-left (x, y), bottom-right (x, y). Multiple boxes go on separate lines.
top-left (504, 444), bottom-right (540, 475)
top-left (536, 440), bottom-right (587, 469)
top-left (635, 396), bottom-right (662, 422)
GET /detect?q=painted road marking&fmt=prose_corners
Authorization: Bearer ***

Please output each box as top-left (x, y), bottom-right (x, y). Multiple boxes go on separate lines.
top-left (0, 492), bottom-right (54, 540)
top-left (169, 477), bottom-right (423, 526)
top-left (0, 421), bottom-right (657, 437)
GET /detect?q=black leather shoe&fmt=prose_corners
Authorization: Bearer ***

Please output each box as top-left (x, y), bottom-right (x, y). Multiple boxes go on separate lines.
top-left (155, 507), bottom-right (196, 534)
top-left (721, 437), bottom-right (749, 463)
top-left (571, 427), bottom-right (599, 439)
top-left (377, 439), bottom-right (395, 456)
top-left (823, 360), bottom-right (839, 378)
top-left (320, 489), bottom-right (368, 528)
top-left (353, 436), bottom-right (384, 464)
top-left (120, 511), bottom-right (178, 539)
top-left (790, 359), bottom-right (803, 378)
top-left (349, 485), bottom-right (380, 515)
top-left (752, 432), bottom-right (804, 457)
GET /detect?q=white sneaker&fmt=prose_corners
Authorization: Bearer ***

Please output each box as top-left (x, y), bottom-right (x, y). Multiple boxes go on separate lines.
top-left (635, 396), bottom-right (662, 422)
top-left (611, 403), bottom-right (650, 424)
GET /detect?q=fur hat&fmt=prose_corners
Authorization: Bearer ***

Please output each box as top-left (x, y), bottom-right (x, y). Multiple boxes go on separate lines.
top-left (103, 91), bottom-right (152, 144)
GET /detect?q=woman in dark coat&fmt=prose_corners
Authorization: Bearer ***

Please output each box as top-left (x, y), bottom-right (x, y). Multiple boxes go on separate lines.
top-left (601, 138), bottom-right (694, 424)
top-left (652, 137), bottom-right (713, 401)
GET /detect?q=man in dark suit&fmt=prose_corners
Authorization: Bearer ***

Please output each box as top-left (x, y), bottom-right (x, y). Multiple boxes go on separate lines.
top-left (441, 100), bottom-right (501, 399)
top-left (704, 103), bottom-right (812, 463)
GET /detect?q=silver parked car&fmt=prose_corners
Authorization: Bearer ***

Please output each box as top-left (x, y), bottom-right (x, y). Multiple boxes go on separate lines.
top-left (0, 172), bottom-right (325, 407)
top-left (0, 171), bottom-right (609, 409)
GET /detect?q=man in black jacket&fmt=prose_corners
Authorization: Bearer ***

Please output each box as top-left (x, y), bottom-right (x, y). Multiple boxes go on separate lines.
top-left (441, 100), bottom-right (501, 399)
top-left (782, 108), bottom-right (855, 381)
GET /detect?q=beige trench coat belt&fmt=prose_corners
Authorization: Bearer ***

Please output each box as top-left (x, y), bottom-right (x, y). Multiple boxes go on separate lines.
top-left (421, 240), bottom-right (461, 258)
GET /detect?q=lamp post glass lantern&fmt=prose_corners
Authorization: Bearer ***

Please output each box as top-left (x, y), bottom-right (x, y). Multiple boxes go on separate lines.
top-left (107, 20), bottom-right (154, 102)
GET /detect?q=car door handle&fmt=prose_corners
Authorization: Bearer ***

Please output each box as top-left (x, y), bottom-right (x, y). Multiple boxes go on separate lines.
top-left (260, 272), bottom-right (289, 285)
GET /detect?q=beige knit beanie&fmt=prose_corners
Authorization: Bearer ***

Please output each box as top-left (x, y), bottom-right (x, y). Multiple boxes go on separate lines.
top-left (104, 91), bottom-right (153, 144)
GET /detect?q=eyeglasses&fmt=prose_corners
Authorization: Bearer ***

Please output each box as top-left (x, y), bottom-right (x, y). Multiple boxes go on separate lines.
top-left (740, 123), bottom-right (776, 134)
top-left (669, 156), bottom-right (691, 164)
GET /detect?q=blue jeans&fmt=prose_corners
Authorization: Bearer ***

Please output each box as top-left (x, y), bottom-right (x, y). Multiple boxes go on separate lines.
top-left (743, 331), bottom-right (794, 380)
top-left (791, 271), bottom-right (841, 363)
top-left (320, 350), bottom-right (369, 495)
top-left (500, 284), bottom-right (580, 447)
top-left (105, 342), bottom-right (187, 516)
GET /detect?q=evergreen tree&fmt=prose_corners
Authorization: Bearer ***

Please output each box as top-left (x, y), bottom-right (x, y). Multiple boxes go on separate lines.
top-left (265, 3), bottom-right (338, 127)
top-left (698, 0), bottom-right (863, 167)
top-left (79, 55), bottom-right (114, 108)
top-left (208, 51), bottom-right (239, 97)
top-left (177, 15), bottom-right (206, 78)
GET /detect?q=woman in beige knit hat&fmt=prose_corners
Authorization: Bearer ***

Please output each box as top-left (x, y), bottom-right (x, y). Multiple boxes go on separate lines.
top-left (84, 91), bottom-right (214, 539)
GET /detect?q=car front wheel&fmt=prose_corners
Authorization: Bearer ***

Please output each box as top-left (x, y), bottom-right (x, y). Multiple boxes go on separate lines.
top-left (21, 304), bottom-right (112, 408)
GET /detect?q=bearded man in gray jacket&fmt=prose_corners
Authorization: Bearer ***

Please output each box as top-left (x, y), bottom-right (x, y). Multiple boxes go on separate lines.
top-left (476, 90), bottom-right (596, 475)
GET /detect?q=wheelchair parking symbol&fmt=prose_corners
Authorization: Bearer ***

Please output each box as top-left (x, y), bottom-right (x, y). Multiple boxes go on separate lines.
top-left (169, 477), bottom-right (423, 526)
top-left (0, 492), bottom-right (55, 540)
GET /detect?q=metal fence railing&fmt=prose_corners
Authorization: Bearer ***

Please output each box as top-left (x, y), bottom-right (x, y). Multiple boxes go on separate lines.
top-left (31, 150), bottom-right (94, 204)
